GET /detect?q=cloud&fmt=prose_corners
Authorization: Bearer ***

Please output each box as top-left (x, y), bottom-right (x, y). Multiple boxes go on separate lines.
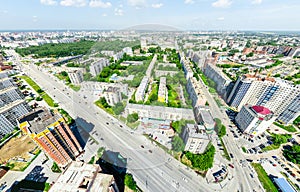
top-left (114, 8), bottom-right (124, 16)
top-left (0, 10), bottom-right (8, 14)
top-left (217, 17), bottom-right (225, 21)
top-left (151, 3), bottom-right (163, 8)
top-left (89, 0), bottom-right (112, 8)
top-left (60, 0), bottom-right (86, 7)
top-left (212, 0), bottom-right (232, 8)
top-left (251, 0), bottom-right (262, 5)
top-left (40, 0), bottom-right (57, 6)
top-left (128, 0), bottom-right (146, 8)
top-left (184, 0), bottom-right (194, 4)
top-left (102, 13), bottom-right (107, 17)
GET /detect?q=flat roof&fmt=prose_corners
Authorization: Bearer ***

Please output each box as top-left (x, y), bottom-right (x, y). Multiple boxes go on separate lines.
top-left (0, 99), bottom-right (25, 114)
top-left (274, 177), bottom-right (296, 192)
top-left (18, 108), bottom-right (61, 134)
top-left (199, 109), bottom-right (215, 125)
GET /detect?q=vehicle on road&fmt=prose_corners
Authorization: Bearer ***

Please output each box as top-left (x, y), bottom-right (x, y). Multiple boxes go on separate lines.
top-left (141, 145), bottom-right (144, 148)
top-left (149, 150), bottom-right (152, 153)
top-left (228, 164), bottom-right (234, 168)
top-left (230, 153), bottom-right (234, 158)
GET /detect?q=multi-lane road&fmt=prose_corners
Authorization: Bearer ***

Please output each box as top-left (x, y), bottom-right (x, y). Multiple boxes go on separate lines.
top-left (20, 62), bottom-right (223, 192)
top-left (8, 47), bottom-right (263, 192)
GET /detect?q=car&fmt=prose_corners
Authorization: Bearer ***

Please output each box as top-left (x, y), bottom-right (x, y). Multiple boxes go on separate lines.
top-left (272, 156), bottom-right (277, 159)
top-left (120, 124), bottom-right (123, 128)
top-left (141, 145), bottom-right (144, 148)
top-left (148, 150), bottom-right (152, 153)
top-left (230, 153), bottom-right (234, 158)
top-left (228, 164), bottom-right (234, 168)
top-left (106, 122), bottom-right (109, 125)
top-left (272, 164), bottom-right (277, 167)
top-left (250, 173), bottom-right (254, 178)
top-left (291, 173), bottom-right (296, 177)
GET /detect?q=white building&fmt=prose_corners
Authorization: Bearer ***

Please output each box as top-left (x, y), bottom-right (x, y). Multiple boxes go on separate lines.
top-left (135, 76), bottom-right (149, 102)
top-left (81, 81), bottom-right (128, 96)
top-left (187, 77), bottom-right (207, 107)
top-left (235, 105), bottom-right (276, 136)
top-left (181, 124), bottom-right (210, 154)
top-left (90, 58), bottom-right (110, 77)
top-left (158, 77), bottom-right (167, 103)
top-left (103, 87), bottom-right (122, 106)
top-left (228, 74), bottom-right (300, 124)
top-left (50, 161), bottom-right (118, 192)
top-left (68, 70), bottom-right (84, 85)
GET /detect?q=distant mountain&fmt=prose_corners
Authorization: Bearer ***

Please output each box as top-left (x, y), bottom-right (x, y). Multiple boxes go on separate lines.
top-left (121, 24), bottom-right (181, 32)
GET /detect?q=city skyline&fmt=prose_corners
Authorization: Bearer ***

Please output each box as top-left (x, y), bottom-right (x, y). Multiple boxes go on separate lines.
top-left (0, 0), bottom-right (300, 31)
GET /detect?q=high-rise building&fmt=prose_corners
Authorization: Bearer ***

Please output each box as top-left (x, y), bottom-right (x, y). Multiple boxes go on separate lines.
top-left (49, 161), bottom-right (119, 192)
top-left (89, 58), bottom-right (110, 77)
top-left (277, 95), bottom-right (300, 124)
top-left (18, 108), bottom-right (82, 167)
top-left (158, 77), bottom-right (167, 103)
top-left (235, 105), bottom-right (276, 136)
top-left (135, 76), bottom-right (149, 102)
top-left (181, 124), bottom-right (210, 154)
top-left (0, 72), bottom-right (31, 138)
top-left (228, 74), bottom-right (300, 123)
top-left (68, 70), bottom-right (84, 85)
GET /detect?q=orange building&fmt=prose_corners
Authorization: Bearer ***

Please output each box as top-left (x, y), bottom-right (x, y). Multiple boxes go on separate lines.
top-left (18, 108), bottom-right (82, 167)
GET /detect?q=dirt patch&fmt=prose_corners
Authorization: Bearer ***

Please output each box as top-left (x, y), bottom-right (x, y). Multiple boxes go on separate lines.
top-left (0, 135), bottom-right (37, 164)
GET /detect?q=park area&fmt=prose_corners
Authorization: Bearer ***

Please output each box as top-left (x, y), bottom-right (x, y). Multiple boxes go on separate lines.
top-left (0, 135), bottom-right (39, 171)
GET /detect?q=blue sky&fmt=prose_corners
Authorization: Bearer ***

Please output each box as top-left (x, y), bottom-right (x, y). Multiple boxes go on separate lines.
top-left (0, 0), bottom-right (299, 30)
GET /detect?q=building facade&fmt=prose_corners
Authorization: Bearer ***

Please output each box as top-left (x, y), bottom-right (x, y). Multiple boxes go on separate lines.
top-left (135, 76), bottom-right (149, 102)
top-left (103, 87), bottom-right (122, 106)
top-left (187, 77), bottom-right (207, 107)
top-left (68, 70), bottom-right (84, 85)
top-left (228, 74), bottom-right (300, 124)
top-left (277, 94), bottom-right (300, 124)
top-left (18, 108), bottom-right (82, 167)
top-left (235, 105), bottom-right (276, 136)
top-left (125, 103), bottom-right (194, 121)
top-left (182, 124), bottom-right (210, 154)
top-left (194, 106), bottom-right (215, 134)
top-left (81, 81), bottom-right (128, 96)
top-left (158, 77), bottom-right (167, 103)
top-left (89, 58), bottom-right (110, 77)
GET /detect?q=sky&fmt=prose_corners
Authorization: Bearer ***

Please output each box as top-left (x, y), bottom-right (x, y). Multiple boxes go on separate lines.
top-left (0, 0), bottom-right (299, 31)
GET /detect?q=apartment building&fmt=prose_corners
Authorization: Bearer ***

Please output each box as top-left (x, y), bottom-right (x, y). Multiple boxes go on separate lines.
top-left (18, 108), bottom-right (82, 167)
top-left (158, 77), bottom-right (167, 103)
top-left (125, 103), bottom-right (194, 121)
top-left (50, 161), bottom-right (118, 192)
top-left (135, 76), bottom-right (149, 102)
top-left (194, 106), bottom-right (215, 134)
top-left (103, 87), bottom-right (122, 106)
top-left (89, 58), bottom-right (110, 77)
top-left (0, 100), bottom-right (31, 136)
top-left (277, 94), bottom-right (300, 124)
top-left (228, 74), bottom-right (300, 123)
top-left (181, 124), bottom-right (210, 154)
top-left (187, 77), bottom-right (207, 107)
top-left (68, 70), bottom-right (84, 85)
top-left (235, 105), bottom-right (276, 136)
top-left (81, 82), bottom-right (128, 96)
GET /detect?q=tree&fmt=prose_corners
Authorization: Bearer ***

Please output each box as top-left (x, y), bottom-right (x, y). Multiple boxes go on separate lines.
top-left (127, 113), bottom-right (139, 123)
top-left (99, 97), bottom-right (111, 108)
top-left (185, 144), bottom-right (215, 171)
top-left (283, 144), bottom-right (300, 164)
top-left (172, 136), bottom-right (185, 152)
top-left (112, 102), bottom-right (125, 115)
top-left (60, 71), bottom-right (68, 77)
top-left (124, 174), bottom-right (137, 191)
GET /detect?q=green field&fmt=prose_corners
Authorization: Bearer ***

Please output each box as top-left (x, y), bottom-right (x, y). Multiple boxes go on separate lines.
top-left (251, 163), bottom-right (278, 192)
top-left (20, 76), bottom-right (57, 107)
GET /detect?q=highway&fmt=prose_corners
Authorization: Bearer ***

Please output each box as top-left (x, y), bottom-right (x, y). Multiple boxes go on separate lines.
top-left (20, 62), bottom-right (223, 192)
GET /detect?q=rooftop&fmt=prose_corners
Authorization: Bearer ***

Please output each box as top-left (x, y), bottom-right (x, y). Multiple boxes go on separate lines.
top-left (50, 161), bottom-right (115, 192)
top-left (273, 177), bottom-right (296, 192)
top-left (18, 107), bottom-right (62, 134)
top-left (186, 124), bottom-right (209, 140)
top-left (252, 105), bottom-right (271, 115)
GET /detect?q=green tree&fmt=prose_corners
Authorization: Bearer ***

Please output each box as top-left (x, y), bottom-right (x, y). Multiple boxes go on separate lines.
top-left (172, 136), bottom-right (185, 152)
top-left (61, 71), bottom-right (68, 77)
top-left (127, 113), bottom-right (139, 123)
top-left (283, 144), bottom-right (300, 164)
top-left (112, 102), bottom-right (125, 115)
top-left (185, 144), bottom-right (215, 171)
top-left (124, 174), bottom-right (137, 191)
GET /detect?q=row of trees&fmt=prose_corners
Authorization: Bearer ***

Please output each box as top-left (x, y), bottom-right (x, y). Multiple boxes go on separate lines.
top-left (215, 118), bottom-right (226, 138)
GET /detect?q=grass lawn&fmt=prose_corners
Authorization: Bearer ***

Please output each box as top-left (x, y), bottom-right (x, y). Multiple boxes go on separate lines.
top-left (262, 144), bottom-right (280, 152)
top-left (127, 121), bottom-right (140, 129)
top-left (20, 76), bottom-right (57, 107)
top-left (220, 138), bottom-right (231, 161)
top-left (94, 100), bottom-right (114, 115)
top-left (167, 84), bottom-right (181, 108)
top-left (69, 84), bottom-right (81, 92)
top-left (273, 122), bottom-right (297, 133)
top-left (251, 163), bottom-right (278, 192)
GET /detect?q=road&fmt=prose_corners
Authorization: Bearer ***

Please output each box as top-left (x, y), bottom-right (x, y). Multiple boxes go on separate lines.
top-left (20, 62), bottom-right (225, 192)
top-left (197, 73), bottom-right (263, 192)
